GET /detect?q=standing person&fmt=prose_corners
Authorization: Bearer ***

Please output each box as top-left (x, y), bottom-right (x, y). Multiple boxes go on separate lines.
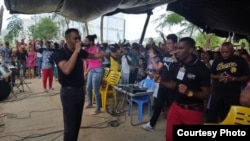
top-left (100, 43), bottom-right (110, 68)
top-left (109, 43), bottom-right (122, 71)
top-left (53, 42), bottom-right (60, 80)
top-left (41, 41), bottom-right (55, 92)
top-left (145, 45), bottom-right (162, 78)
top-left (136, 57), bottom-right (147, 82)
top-left (84, 34), bottom-right (104, 115)
top-left (155, 37), bottom-right (211, 141)
top-left (142, 34), bottom-right (178, 131)
top-left (36, 40), bottom-right (44, 78)
top-left (1, 41), bottom-right (12, 65)
top-left (206, 42), bottom-right (250, 123)
top-left (26, 44), bottom-right (37, 78)
top-left (53, 28), bottom-right (110, 141)
top-left (60, 39), bottom-right (66, 48)
top-left (15, 44), bottom-right (28, 77)
top-left (128, 43), bottom-right (141, 84)
top-left (120, 47), bottom-right (131, 84)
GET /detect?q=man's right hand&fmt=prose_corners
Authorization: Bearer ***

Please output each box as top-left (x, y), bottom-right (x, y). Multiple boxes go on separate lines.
top-left (75, 42), bottom-right (82, 54)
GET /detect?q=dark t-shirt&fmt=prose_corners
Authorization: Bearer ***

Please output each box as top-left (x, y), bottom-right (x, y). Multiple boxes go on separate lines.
top-left (158, 53), bottom-right (176, 94)
top-left (211, 55), bottom-right (250, 95)
top-left (53, 47), bottom-right (89, 87)
top-left (16, 50), bottom-right (28, 61)
top-left (169, 56), bottom-right (211, 104)
top-left (160, 53), bottom-right (175, 86)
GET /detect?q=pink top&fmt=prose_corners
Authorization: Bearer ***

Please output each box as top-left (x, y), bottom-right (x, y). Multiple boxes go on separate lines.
top-left (86, 45), bottom-right (102, 70)
top-left (26, 51), bottom-right (37, 67)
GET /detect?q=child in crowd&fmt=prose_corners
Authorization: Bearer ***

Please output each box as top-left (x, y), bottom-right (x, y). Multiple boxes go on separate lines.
top-left (146, 46), bottom-right (161, 78)
top-left (136, 57), bottom-right (147, 83)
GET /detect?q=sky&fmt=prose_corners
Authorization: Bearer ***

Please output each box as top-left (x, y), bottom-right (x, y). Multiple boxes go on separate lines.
top-left (0, 2), bottom-right (179, 40)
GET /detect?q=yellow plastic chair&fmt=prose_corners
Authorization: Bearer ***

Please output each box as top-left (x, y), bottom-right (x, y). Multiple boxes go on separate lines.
top-left (100, 70), bottom-right (121, 111)
top-left (92, 67), bottom-right (110, 104)
top-left (205, 105), bottom-right (250, 125)
top-left (103, 67), bottom-right (110, 81)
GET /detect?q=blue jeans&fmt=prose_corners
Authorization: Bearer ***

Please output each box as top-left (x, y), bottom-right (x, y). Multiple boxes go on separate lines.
top-left (54, 64), bottom-right (58, 78)
top-left (37, 57), bottom-right (42, 77)
top-left (86, 67), bottom-right (104, 110)
top-left (17, 60), bottom-right (26, 77)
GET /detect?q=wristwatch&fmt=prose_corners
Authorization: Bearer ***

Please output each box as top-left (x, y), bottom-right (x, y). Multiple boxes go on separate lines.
top-left (187, 91), bottom-right (194, 97)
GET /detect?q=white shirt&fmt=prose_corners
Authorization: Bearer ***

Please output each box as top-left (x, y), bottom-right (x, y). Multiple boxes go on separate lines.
top-left (121, 54), bottom-right (131, 73)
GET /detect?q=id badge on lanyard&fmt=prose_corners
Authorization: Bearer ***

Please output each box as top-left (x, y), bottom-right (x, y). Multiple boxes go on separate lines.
top-left (177, 66), bottom-right (185, 80)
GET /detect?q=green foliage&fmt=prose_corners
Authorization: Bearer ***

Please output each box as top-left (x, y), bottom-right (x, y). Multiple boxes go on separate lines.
top-left (195, 33), bottom-right (206, 46)
top-left (195, 33), bottom-right (222, 49)
top-left (239, 39), bottom-right (249, 47)
top-left (29, 17), bottom-right (59, 41)
top-left (164, 12), bottom-right (184, 25)
top-left (211, 36), bottom-right (222, 48)
top-left (4, 31), bottom-right (14, 42)
top-left (6, 15), bottom-right (24, 41)
top-left (28, 25), bottom-right (38, 39)
top-left (154, 12), bottom-right (184, 31)
top-left (154, 11), bottom-right (224, 50)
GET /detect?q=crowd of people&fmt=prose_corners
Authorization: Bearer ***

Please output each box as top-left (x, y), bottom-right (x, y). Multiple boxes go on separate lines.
top-left (88, 34), bottom-right (250, 141)
top-left (1, 28), bottom-right (250, 141)
top-left (0, 39), bottom-right (63, 92)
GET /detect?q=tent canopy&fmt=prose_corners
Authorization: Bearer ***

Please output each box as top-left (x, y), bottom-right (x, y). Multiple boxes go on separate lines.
top-left (4, 0), bottom-right (250, 40)
top-left (167, 0), bottom-right (250, 40)
top-left (4, 0), bottom-right (170, 22)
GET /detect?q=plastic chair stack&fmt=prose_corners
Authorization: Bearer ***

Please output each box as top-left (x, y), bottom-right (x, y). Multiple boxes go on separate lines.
top-left (99, 70), bottom-right (121, 110)
top-left (102, 67), bottom-right (110, 83)
top-left (92, 67), bottom-right (110, 104)
top-left (204, 105), bottom-right (250, 125)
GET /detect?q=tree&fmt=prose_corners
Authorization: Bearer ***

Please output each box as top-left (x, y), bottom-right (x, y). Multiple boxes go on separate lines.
top-left (29, 17), bottom-right (59, 41)
top-left (3, 32), bottom-right (14, 42)
top-left (28, 25), bottom-right (37, 39)
top-left (51, 13), bottom-right (71, 37)
top-left (195, 33), bottom-right (222, 50)
top-left (6, 15), bottom-right (24, 41)
top-left (154, 12), bottom-right (222, 50)
top-left (154, 12), bottom-right (197, 37)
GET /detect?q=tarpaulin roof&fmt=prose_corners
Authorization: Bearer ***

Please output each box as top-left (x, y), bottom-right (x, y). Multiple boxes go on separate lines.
top-left (167, 0), bottom-right (250, 39)
top-left (4, 0), bottom-right (250, 40)
top-left (4, 0), bottom-right (170, 22)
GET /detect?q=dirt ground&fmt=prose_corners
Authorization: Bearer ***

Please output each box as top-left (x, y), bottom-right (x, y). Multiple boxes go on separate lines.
top-left (0, 78), bottom-right (165, 141)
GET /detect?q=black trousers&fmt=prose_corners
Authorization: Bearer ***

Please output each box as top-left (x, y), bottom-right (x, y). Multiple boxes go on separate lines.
top-left (150, 87), bottom-right (173, 127)
top-left (129, 70), bottom-right (138, 84)
top-left (206, 91), bottom-right (240, 123)
top-left (60, 87), bottom-right (84, 141)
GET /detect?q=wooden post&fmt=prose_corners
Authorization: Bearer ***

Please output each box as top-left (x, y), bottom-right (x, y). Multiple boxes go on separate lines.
top-left (139, 11), bottom-right (152, 44)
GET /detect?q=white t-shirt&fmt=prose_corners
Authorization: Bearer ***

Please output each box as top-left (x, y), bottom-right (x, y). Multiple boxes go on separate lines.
top-left (121, 55), bottom-right (131, 73)
top-left (37, 52), bottom-right (42, 58)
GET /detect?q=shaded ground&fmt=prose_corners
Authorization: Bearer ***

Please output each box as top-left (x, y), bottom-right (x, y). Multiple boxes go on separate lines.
top-left (0, 78), bottom-right (165, 141)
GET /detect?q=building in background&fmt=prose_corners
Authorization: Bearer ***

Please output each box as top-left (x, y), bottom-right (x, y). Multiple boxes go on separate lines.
top-left (32, 13), bottom-right (125, 43)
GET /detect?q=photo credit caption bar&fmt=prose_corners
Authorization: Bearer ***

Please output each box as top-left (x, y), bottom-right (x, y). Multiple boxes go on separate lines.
top-left (173, 125), bottom-right (250, 140)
